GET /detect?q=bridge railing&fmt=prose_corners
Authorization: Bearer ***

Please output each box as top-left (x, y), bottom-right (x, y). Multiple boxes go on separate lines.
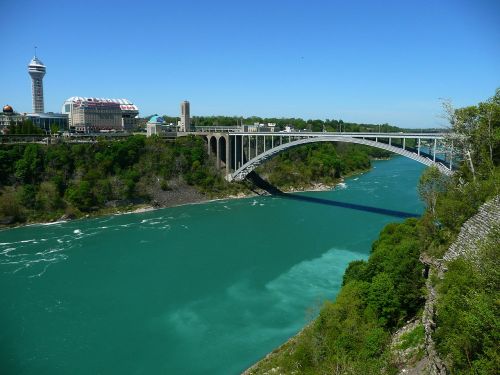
top-left (194, 126), bottom-right (243, 133)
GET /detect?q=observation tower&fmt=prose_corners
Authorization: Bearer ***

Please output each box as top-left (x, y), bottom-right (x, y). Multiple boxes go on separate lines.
top-left (28, 52), bottom-right (46, 113)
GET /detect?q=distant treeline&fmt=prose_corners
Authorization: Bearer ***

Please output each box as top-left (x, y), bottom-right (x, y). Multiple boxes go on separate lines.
top-left (146, 115), bottom-right (405, 133)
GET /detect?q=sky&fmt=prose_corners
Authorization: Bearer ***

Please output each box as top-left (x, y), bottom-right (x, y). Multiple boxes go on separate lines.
top-left (0, 0), bottom-right (499, 128)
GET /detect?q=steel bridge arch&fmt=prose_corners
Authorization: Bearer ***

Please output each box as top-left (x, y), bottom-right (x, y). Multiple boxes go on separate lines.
top-left (228, 136), bottom-right (453, 181)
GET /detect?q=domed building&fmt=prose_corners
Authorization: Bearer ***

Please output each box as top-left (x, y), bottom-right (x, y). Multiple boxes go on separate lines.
top-left (0, 105), bottom-right (25, 133)
top-left (146, 115), bottom-right (175, 136)
top-left (3, 105), bottom-right (14, 114)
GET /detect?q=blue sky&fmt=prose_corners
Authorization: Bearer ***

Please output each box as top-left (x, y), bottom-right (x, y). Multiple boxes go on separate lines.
top-left (1, 0), bottom-right (499, 128)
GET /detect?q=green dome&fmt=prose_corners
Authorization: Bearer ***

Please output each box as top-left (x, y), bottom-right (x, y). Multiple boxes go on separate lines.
top-left (148, 115), bottom-right (165, 124)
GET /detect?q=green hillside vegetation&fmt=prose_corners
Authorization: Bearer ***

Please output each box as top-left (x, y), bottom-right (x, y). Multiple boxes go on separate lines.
top-left (256, 143), bottom-right (390, 188)
top-left (248, 90), bottom-right (499, 374)
top-left (0, 135), bottom-right (386, 226)
top-left (0, 136), bottom-right (240, 224)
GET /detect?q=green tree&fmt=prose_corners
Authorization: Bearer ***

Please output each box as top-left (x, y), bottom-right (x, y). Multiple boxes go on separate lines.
top-left (65, 181), bottom-right (95, 212)
top-left (418, 166), bottom-right (449, 216)
top-left (50, 123), bottom-right (60, 134)
top-left (15, 145), bottom-right (43, 184)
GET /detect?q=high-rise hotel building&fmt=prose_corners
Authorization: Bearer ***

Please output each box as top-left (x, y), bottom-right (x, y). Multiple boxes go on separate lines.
top-left (62, 97), bottom-right (139, 133)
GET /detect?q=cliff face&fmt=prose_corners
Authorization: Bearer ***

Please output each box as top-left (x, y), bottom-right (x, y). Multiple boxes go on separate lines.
top-left (401, 195), bottom-right (500, 375)
top-left (443, 196), bottom-right (500, 264)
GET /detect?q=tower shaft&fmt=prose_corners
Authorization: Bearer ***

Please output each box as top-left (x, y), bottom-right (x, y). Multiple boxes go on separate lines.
top-left (28, 56), bottom-right (46, 113)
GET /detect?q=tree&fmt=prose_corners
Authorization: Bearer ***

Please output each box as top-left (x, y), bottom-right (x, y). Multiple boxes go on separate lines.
top-left (418, 166), bottom-right (449, 216)
top-left (442, 99), bottom-right (478, 179)
top-left (15, 144), bottom-right (43, 184)
top-left (442, 90), bottom-right (500, 180)
top-left (50, 123), bottom-right (60, 134)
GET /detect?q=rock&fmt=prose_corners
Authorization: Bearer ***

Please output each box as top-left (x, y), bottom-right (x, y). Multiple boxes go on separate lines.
top-left (58, 213), bottom-right (75, 221)
top-left (0, 216), bottom-right (15, 225)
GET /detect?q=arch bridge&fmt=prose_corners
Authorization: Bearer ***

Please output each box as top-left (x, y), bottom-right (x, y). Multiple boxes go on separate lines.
top-left (186, 131), bottom-right (456, 181)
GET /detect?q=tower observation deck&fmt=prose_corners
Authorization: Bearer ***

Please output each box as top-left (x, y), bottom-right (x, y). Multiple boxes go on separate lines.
top-left (28, 56), bottom-right (46, 113)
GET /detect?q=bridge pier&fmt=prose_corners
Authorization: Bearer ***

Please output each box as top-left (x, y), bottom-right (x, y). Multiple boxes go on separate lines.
top-left (204, 133), bottom-right (235, 176)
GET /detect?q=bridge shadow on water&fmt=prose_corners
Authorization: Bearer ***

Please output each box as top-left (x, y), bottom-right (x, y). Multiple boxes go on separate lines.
top-left (246, 171), bottom-right (418, 219)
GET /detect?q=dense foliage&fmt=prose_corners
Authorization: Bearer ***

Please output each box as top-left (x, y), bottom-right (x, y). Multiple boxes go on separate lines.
top-left (6, 120), bottom-right (44, 135)
top-left (256, 143), bottom-right (390, 188)
top-left (0, 135), bottom-right (241, 224)
top-left (434, 228), bottom-right (499, 374)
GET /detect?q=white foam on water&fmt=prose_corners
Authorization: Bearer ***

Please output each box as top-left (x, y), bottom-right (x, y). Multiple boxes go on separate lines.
top-left (40, 220), bottom-right (67, 226)
top-left (0, 247), bottom-right (16, 255)
top-left (73, 229), bottom-right (82, 235)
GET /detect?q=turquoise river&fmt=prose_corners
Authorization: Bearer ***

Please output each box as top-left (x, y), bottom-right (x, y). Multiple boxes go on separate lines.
top-left (1, 156), bottom-right (425, 374)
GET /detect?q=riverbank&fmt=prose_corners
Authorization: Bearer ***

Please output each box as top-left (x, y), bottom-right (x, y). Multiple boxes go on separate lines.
top-left (0, 174), bottom-right (352, 231)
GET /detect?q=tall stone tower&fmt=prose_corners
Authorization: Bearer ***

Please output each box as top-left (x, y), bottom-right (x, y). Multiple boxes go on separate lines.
top-left (28, 54), bottom-right (46, 113)
top-left (180, 100), bottom-right (190, 132)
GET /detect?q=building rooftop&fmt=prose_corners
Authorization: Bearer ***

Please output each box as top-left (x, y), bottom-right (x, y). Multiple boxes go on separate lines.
top-left (3, 105), bottom-right (14, 114)
top-left (63, 97), bottom-right (139, 112)
top-left (148, 115), bottom-right (165, 124)
top-left (28, 57), bottom-right (45, 67)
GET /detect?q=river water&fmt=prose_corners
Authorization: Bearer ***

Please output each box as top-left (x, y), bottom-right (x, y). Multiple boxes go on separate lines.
top-left (0, 156), bottom-right (424, 374)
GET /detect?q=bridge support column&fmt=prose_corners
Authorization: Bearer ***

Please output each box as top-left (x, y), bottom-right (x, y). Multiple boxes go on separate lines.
top-left (216, 136), bottom-right (221, 169)
top-left (225, 135), bottom-right (231, 175)
top-left (418, 138), bottom-right (421, 155)
top-left (433, 139), bottom-right (437, 162)
top-left (450, 141), bottom-right (454, 170)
